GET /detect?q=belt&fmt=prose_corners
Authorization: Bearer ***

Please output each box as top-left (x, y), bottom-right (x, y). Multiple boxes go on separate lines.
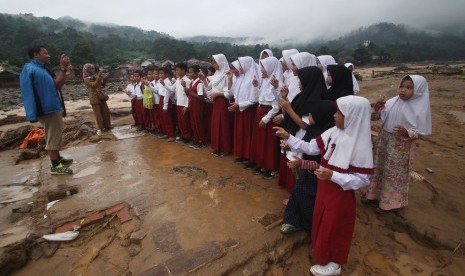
top-left (258, 104), bottom-right (272, 108)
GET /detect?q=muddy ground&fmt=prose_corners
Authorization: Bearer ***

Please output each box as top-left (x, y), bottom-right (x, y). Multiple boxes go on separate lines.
top-left (1, 64), bottom-right (465, 275)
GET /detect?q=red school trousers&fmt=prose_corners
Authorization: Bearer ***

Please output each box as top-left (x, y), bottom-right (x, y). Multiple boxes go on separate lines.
top-left (176, 105), bottom-right (192, 139)
top-left (159, 96), bottom-right (176, 138)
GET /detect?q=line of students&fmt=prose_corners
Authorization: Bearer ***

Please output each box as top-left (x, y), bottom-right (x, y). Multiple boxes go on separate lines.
top-left (122, 50), bottom-right (431, 276)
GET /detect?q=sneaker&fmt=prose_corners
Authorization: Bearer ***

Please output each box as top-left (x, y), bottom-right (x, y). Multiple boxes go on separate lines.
top-left (244, 162), bottom-right (255, 170)
top-left (59, 157), bottom-right (74, 166)
top-left (212, 150), bottom-right (221, 157)
top-left (310, 262), bottom-right (341, 276)
top-left (271, 171), bottom-right (279, 177)
top-left (254, 167), bottom-right (262, 175)
top-left (175, 136), bottom-right (183, 143)
top-left (167, 137), bottom-right (176, 142)
top-left (193, 142), bottom-right (205, 150)
top-left (159, 134), bottom-right (169, 139)
top-left (234, 157), bottom-right (247, 163)
top-left (182, 139), bottom-right (192, 145)
top-left (50, 163), bottom-right (73, 175)
top-left (262, 170), bottom-right (273, 180)
top-left (189, 141), bottom-right (197, 148)
top-left (149, 129), bottom-right (157, 136)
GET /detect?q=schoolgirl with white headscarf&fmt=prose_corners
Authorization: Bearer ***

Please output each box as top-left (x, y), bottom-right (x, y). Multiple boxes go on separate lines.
top-left (276, 95), bottom-right (374, 275)
top-left (249, 57), bottom-right (283, 179)
top-left (365, 75), bottom-right (432, 212)
top-left (281, 49), bottom-right (299, 86)
top-left (228, 56), bottom-right (260, 163)
top-left (208, 54), bottom-right (234, 156)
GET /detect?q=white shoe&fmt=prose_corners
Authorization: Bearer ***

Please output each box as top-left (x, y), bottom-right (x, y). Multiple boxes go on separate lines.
top-left (310, 262), bottom-right (341, 276)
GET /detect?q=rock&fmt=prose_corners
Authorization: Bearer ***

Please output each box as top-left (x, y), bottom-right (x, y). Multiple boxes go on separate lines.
top-left (130, 230), bottom-right (146, 244)
top-left (12, 204), bottom-right (32, 214)
top-left (17, 149), bottom-right (42, 163)
top-left (0, 247), bottom-right (28, 275)
top-left (120, 238), bottom-right (130, 247)
top-left (127, 244), bottom-right (141, 257)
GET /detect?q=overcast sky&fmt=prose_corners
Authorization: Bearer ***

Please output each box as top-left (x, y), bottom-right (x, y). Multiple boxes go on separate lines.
top-left (1, 0), bottom-right (464, 43)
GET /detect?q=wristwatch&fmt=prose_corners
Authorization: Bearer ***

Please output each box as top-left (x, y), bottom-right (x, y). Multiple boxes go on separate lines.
top-left (60, 67), bottom-right (67, 73)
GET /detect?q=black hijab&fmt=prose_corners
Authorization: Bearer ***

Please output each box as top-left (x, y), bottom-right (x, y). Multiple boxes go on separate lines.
top-left (325, 64), bottom-right (353, 101)
top-left (302, 100), bottom-right (337, 161)
top-left (283, 66), bottom-right (326, 135)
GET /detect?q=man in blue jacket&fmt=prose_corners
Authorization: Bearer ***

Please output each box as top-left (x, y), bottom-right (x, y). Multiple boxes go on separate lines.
top-left (20, 45), bottom-right (74, 175)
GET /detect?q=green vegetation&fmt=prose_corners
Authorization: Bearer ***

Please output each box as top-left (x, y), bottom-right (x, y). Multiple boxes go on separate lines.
top-left (1, 14), bottom-right (465, 71)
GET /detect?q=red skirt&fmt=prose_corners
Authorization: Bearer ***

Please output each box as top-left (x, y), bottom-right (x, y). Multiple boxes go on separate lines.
top-left (233, 105), bottom-right (257, 159)
top-left (311, 180), bottom-right (356, 265)
top-left (176, 105), bottom-right (192, 139)
top-left (249, 106), bottom-right (280, 171)
top-left (210, 97), bottom-right (234, 153)
top-left (278, 155), bottom-right (296, 192)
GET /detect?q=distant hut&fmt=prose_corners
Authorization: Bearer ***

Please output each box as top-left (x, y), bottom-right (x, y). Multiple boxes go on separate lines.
top-left (186, 58), bottom-right (211, 68)
top-left (0, 65), bottom-right (20, 86)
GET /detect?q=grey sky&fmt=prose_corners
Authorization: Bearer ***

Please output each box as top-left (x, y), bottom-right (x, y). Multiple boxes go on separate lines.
top-left (1, 0), bottom-right (464, 43)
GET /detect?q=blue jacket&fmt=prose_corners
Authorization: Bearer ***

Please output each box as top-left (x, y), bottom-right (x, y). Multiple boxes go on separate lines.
top-left (20, 60), bottom-right (63, 122)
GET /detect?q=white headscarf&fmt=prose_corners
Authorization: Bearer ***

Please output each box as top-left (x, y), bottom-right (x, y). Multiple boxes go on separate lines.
top-left (260, 56), bottom-right (283, 83)
top-left (318, 95), bottom-right (374, 174)
top-left (282, 49), bottom-right (299, 70)
top-left (212, 54), bottom-right (229, 88)
top-left (344, 63), bottom-right (360, 94)
top-left (238, 56), bottom-right (260, 103)
top-left (286, 52), bottom-right (317, 101)
top-left (259, 49), bottom-right (274, 67)
top-left (259, 57), bottom-right (283, 102)
top-left (381, 75), bottom-right (432, 136)
top-left (230, 60), bottom-right (243, 99)
top-left (318, 55), bottom-right (337, 73)
top-left (318, 55), bottom-right (337, 89)
top-left (290, 52), bottom-right (317, 70)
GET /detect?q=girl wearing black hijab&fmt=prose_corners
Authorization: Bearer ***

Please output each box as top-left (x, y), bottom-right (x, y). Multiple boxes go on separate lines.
top-left (277, 100), bottom-right (337, 234)
top-left (278, 67), bottom-right (326, 193)
top-left (325, 64), bottom-right (354, 101)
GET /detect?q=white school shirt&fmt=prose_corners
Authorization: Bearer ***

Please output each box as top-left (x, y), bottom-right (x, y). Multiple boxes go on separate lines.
top-left (148, 80), bottom-right (160, 104)
top-left (125, 83), bottom-right (136, 100)
top-left (174, 75), bottom-right (191, 107)
top-left (134, 82), bottom-right (144, 99)
top-left (206, 75), bottom-right (229, 99)
top-left (154, 80), bottom-right (173, 110)
top-left (253, 82), bottom-right (281, 124)
top-left (162, 79), bottom-right (176, 108)
top-left (286, 136), bottom-right (370, 190)
top-left (191, 78), bottom-right (205, 96)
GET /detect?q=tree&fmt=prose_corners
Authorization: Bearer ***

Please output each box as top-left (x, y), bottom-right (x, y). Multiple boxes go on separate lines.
top-left (70, 41), bottom-right (95, 66)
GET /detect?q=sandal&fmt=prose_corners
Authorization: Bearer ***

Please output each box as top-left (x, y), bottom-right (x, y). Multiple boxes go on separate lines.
top-left (280, 223), bottom-right (302, 235)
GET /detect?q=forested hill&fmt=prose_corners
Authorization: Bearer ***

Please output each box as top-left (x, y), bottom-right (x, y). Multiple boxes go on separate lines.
top-left (1, 13), bottom-right (465, 71)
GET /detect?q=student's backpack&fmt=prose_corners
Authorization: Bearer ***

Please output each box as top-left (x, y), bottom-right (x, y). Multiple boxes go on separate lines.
top-left (143, 87), bottom-right (154, 109)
